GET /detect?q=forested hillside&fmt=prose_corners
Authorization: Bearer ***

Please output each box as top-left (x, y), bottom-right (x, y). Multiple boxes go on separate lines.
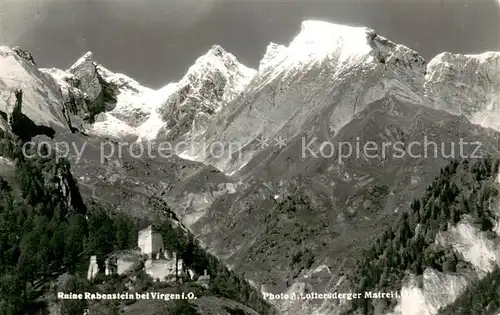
top-left (0, 129), bottom-right (91, 314)
top-left (0, 100), bottom-right (275, 314)
top-left (345, 156), bottom-right (500, 314)
top-left (439, 266), bottom-right (500, 315)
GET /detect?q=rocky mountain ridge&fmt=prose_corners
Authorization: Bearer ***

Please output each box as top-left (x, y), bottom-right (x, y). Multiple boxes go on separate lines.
top-left (2, 20), bottom-right (500, 315)
top-left (2, 21), bottom-right (500, 154)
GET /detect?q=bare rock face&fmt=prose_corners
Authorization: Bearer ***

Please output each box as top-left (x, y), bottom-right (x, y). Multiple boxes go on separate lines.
top-left (68, 52), bottom-right (103, 103)
top-left (424, 52), bottom-right (500, 131)
top-left (39, 67), bottom-right (91, 132)
top-left (51, 160), bottom-right (87, 214)
top-left (152, 45), bottom-right (256, 141)
top-left (42, 52), bottom-right (122, 132)
top-left (0, 46), bottom-right (70, 131)
top-left (12, 46), bottom-right (36, 66)
top-left (178, 21), bottom-right (431, 176)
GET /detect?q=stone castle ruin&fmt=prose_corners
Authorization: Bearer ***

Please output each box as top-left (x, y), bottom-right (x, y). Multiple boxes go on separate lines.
top-left (139, 225), bottom-right (186, 282)
top-left (138, 225), bottom-right (165, 259)
top-left (87, 225), bottom-right (202, 284)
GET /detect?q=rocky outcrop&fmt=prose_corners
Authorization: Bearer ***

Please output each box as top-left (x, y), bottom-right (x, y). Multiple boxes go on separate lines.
top-left (424, 52), bottom-right (500, 131)
top-left (50, 159), bottom-right (87, 214)
top-left (12, 46), bottom-right (36, 66)
top-left (41, 51), bottom-right (120, 133)
top-left (388, 172), bottom-right (500, 315)
top-left (68, 52), bottom-right (103, 103)
top-left (140, 45), bottom-right (256, 141)
top-left (8, 88), bottom-right (56, 141)
top-left (0, 46), bottom-right (69, 131)
top-left (38, 68), bottom-right (89, 132)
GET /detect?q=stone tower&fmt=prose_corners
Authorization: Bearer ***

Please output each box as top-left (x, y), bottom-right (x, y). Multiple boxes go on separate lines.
top-left (87, 255), bottom-right (99, 281)
top-left (138, 225), bottom-right (164, 259)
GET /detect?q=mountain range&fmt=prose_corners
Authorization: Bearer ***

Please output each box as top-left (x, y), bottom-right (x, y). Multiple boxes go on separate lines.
top-left (1, 20), bottom-right (500, 315)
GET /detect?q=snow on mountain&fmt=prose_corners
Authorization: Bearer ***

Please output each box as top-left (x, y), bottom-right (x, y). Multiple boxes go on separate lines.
top-left (77, 21), bottom-right (498, 148)
top-left (424, 51), bottom-right (500, 130)
top-left (255, 21), bottom-right (375, 86)
top-left (3, 20), bottom-right (500, 148)
top-left (0, 46), bottom-right (70, 131)
top-left (179, 20), bottom-right (429, 175)
top-left (38, 45), bottom-right (256, 141)
top-left (88, 44), bottom-right (255, 141)
top-left (39, 66), bottom-right (91, 132)
top-left (90, 63), bottom-right (157, 139)
top-left (174, 21), bottom-right (500, 177)
top-left (67, 51), bottom-right (103, 102)
top-left (3, 19), bottom-right (500, 315)
top-left (39, 51), bottom-right (157, 139)
top-left (139, 45), bottom-right (256, 141)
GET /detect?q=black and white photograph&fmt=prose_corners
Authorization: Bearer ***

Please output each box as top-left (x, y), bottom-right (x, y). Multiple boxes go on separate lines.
top-left (1, 0), bottom-right (500, 314)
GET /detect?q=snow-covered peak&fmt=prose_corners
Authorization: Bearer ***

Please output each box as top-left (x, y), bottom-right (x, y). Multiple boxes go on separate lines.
top-left (424, 51), bottom-right (500, 130)
top-left (97, 64), bottom-right (152, 96)
top-left (69, 51), bottom-right (94, 72)
top-left (135, 45), bottom-right (256, 141)
top-left (181, 44), bottom-right (256, 93)
top-left (290, 20), bottom-right (424, 65)
top-left (201, 45), bottom-right (232, 62)
top-left (6, 19), bottom-right (500, 151)
top-left (11, 46), bottom-right (37, 66)
top-left (38, 50), bottom-right (158, 138)
top-left (65, 50), bottom-right (103, 102)
top-left (66, 51), bottom-right (152, 99)
top-left (259, 42), bottom-right (287, 73)
top-left (430, 51), bottom-right (500, 64)
top-left (190, 45), bottom-right (247, 68)
top-left (0, 46), bottom-right (70, 131)
top-left (426, 51), bottom-right (500, 85)
top-left (290, 20), bottom-right (373, 63)
top-left (86, 64), bottom-right (159, 139)
top-left (255, 20), bottom-right (426, 90)
top-left (179, 21), bottom-right (431, 174)
top-left (40, 44), bottom-right (257, 141)
top-left (256, 21), bottom-right (375, 78)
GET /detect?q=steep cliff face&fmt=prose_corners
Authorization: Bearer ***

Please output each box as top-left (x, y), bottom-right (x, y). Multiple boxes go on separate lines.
top-left (0, 46), bottom-right (69, 131)
top-left (390, 197), bottom-right (500, 315)
top-left (150, 45), bottom-right (256, 142)
top-left (39, 67), bottom-right (90, 132)
top-left (389, 220), bottom-right (500, 315)
top-left (424, 52), bottom-right (500, 131)
top-left (7, 88), bottom-right (56, 141)
top-left (49, 160), bottom-right (87, 214)
top-left (391, 168), bottom-right (500, 315)
top-left (67, 52), bottom-right (103, 103)
top-left (177, 21), bottom-right (430, 175)
top-left (40, 46), bottom-right (255, 141)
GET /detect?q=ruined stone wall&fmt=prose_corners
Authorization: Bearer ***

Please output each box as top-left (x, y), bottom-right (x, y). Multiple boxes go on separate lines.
top-left (145, 259), bottom-right (177, 282)
top-left (151, 230), bottom-right (164, 255)
top-left (116, 251), bottom-right (142, 275)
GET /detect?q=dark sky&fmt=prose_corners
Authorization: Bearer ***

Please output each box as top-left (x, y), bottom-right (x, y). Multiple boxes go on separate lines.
top-left (1, 0), bottom-right (500, 89)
